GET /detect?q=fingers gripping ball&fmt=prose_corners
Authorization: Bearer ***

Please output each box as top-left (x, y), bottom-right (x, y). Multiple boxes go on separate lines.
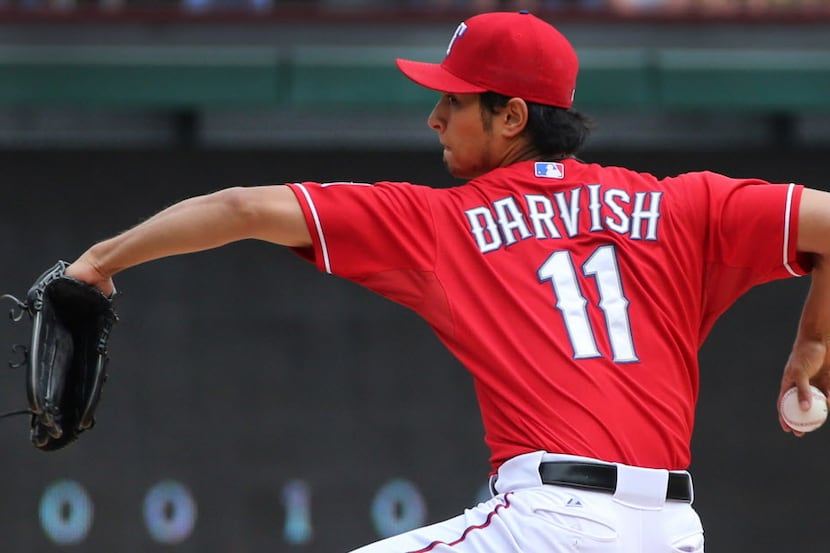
top-left (780, 385), bottom-right (829, 433)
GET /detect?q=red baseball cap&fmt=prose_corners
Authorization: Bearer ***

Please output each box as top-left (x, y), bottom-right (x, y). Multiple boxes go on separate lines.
top-left (396, 11), bottom-right (578, 109)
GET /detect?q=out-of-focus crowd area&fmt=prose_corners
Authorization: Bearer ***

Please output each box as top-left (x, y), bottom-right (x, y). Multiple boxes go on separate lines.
top-left (1, 0), bottom-right (827, 17)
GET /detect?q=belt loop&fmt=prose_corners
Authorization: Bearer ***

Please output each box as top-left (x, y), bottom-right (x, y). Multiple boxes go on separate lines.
top-left (612, 464), bottom-right (668, 510)
top-left (488, 473), bottom-right (498, 497)
top-left (493, 451), bottom-right (547, 494)
top-left (675, 470), bottom-right (694, 505)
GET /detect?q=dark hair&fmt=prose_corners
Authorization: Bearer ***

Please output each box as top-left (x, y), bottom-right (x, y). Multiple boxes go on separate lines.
top-left (479, 91), bottom-right (592, 158)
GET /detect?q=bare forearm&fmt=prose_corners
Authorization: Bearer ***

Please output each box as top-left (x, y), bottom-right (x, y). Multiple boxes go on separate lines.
top-left (779, 255), bottom-right (830, 432)
top-left (79, 190), bottom-right (245, 277)
top-left (782, 185), bottom-right (830, 397)
top-left (792, 255), bottom-right (830, 358)
top-left (74, 185), bottom-right (310, 281)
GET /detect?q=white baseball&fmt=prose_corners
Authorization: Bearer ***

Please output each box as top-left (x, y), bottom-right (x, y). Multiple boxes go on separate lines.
top-left (780, 385), bottom-right (828, 432)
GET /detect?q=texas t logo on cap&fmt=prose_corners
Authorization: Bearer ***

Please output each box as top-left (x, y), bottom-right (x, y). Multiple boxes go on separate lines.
top-left (446, 22), bottom-right (468, 56)
top-left (396, 11), bottom-right (579, 109)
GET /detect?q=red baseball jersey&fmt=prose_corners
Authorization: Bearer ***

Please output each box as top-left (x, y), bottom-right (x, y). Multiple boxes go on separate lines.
top-left (287, 159), bottom-right (810, 471)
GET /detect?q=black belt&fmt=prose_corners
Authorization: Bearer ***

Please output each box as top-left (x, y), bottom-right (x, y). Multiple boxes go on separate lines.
top-left (539, 461), bottom-right (692, 502)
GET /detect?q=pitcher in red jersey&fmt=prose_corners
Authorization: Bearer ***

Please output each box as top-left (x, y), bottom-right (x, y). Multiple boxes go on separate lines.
top-left (64, 11), bottom-right (830, 553)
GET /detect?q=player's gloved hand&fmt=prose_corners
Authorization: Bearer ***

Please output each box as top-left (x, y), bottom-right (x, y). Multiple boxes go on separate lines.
top-left (1, 260), bottom-right (118, 450)
top-left (65, 258), bottom-right (116, 298)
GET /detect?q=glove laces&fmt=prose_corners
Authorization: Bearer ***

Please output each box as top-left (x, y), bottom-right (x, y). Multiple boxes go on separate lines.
top-left (0, 294), bottom-right (33, 419)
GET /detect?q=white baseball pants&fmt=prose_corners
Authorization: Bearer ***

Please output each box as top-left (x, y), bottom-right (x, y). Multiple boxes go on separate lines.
top-left (349, 451), bottom-right (704, 553)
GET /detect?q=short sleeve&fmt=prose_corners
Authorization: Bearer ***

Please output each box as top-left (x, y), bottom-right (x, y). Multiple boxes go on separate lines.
top-left (705, 174), bottom-right (811, 281)
top-left (286, 181), bottom-right (437, 279)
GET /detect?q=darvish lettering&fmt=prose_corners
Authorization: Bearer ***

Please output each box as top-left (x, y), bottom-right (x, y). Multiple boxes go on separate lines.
top-left (464, 184), bottom-right (663, 253)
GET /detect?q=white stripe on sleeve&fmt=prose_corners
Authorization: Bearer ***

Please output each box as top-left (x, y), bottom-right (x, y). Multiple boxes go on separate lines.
top-left (783, 183), bottom-right (800, 277)
top-left (293, 183), bottom-right (332, 274)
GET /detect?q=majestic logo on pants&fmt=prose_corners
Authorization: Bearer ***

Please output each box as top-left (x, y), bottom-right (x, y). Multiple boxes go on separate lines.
top-left (565, 496), bottom-right (583, 508)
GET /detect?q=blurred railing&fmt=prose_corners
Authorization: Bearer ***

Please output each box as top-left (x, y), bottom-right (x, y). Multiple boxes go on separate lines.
top-left (0, 0), bottom-right (829, 21)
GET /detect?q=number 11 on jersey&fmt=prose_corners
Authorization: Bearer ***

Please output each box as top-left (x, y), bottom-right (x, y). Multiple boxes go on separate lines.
top-left (537, 244), bottom-right (638, 363)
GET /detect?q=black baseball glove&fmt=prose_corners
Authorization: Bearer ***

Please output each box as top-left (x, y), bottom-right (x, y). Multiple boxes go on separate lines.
top-left (2, 260), bottom-right (118, 451)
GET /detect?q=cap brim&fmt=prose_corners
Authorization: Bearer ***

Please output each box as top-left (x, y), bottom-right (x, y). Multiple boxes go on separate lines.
top-left (396, 59), bottom-right (487, 94)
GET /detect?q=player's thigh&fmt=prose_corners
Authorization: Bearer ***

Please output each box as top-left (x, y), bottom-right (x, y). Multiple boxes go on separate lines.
top-left (650, 501), bottom-right (704, 553)
top-left (347, 494), bottom-right (516, 553)
top-left (521, 488), bottom-right (704, 553)
top-left (348, 488), bottom-right (623, 553)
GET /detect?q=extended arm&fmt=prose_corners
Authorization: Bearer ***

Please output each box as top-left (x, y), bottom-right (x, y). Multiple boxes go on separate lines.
top-left (778, 188), bottom-right (830, 434)
top-left (65, 185), bottom-right (312, 295)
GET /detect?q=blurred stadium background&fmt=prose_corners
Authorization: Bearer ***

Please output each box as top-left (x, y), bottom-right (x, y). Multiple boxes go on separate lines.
top-left (0, 1), bottom-right (828, 552)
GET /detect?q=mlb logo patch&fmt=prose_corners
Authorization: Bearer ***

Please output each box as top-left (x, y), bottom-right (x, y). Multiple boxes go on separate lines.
top-left (534, 162), bottom-right (565, 179)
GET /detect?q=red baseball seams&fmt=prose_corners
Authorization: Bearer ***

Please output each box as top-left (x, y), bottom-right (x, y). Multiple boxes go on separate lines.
top-left (406, 493), bottom-right (514, 553)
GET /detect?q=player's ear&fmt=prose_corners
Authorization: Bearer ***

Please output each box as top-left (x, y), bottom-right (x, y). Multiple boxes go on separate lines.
top-left (500, 97), bottom-right (529, 138)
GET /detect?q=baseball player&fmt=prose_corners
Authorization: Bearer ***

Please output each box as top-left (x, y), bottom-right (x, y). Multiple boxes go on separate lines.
top-left (64, 11), bottom-right (830, 552)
